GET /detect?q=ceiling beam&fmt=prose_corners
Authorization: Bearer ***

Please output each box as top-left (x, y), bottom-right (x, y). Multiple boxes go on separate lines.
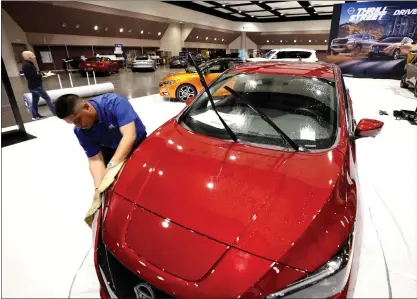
top-left (250, 1), bottom-right (284, 18)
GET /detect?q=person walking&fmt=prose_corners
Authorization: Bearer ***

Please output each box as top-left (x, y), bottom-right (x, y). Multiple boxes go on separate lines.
top-left (22, 51), bottom-right (56, 120)
top-left (54, 93), bottom-right (147, 201)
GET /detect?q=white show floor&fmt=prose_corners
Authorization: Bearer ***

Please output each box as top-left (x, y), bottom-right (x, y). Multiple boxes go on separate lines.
top-left (1, 78), bottom-right (416, 298)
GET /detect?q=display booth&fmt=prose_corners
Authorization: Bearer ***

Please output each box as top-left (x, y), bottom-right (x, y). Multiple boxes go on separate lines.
top-left (327, 1), bottom-right (417, 79)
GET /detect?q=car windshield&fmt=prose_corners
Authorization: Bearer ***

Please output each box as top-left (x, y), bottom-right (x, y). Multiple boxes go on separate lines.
top-left (86, 57), bottom-right (101, 61)
top-left (262, 50), bottom-right (274, 58)
top-left (180, 72), bottom-right (338, 150)
top-left (347, 34), bottom-right (363, 38)
top-left (380, 37), bottom-right (403, 43)
top-left (135, 56), bottom-right (149, 60)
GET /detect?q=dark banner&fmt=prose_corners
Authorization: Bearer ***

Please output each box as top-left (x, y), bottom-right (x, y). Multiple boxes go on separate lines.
top-left (326, 1), bottom-right (417, 78)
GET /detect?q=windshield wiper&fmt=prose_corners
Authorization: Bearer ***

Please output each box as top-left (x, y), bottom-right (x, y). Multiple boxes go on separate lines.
top-left (223, 86), bottom-right (303, 152)
top-left (189, 55), bottom-right (238, 142)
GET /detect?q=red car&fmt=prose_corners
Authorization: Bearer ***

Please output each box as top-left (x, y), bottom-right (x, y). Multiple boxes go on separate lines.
top-left (93, 62), bottom-right (384, 299)
top-left (79, 57), bottom-right (119, 76)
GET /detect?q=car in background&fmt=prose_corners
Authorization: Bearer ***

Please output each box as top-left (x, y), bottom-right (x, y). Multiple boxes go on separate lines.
top-left (368, 36), bottom-right (414, 60)
top-left (78, 57), bottom-right (119, 76)
top-left (159, 58), bottom-right (243, 101)
top-left (401, 55), bottom-right (417, 96)
top-left (330, 34), bottom-right (375, 56)
top-left (94, 61), bottom-right (384, 299)
top-left (132, 55), bottom-right (157, 72)
top-left (246, 49), bottom-right (318, 62)
top-left (169, 56), bottom-right (188, 68)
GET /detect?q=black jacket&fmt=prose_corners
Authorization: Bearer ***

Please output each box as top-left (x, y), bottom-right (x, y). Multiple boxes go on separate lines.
top-left (22, 60), bottom-right (43, 90)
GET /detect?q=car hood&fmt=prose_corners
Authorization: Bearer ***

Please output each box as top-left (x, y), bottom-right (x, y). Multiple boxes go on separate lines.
top-left (160, 72), bottom-right (196, 82)
top-left (373, 42), bottom-right (397, 47)
top-left (112, 120), bottom-right (349, 272)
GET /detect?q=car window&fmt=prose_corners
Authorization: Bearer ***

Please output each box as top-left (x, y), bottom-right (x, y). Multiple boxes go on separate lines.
top-left (286, 51), bottom-right (312, 59)
top-left (380, 37), bottom-right (404, 43)
top-left (226, 60), bottom-right (243, 69)
top-left (207, 62), bottom-right (224, 73)
top-left (272, 51), bottom-right (286, 59)
top-left (135, 56), bottom-right (149, 60)
top-left (181, 72), bottom-right (338, 150)
top-left (86, 57), bottom-right (100, 61)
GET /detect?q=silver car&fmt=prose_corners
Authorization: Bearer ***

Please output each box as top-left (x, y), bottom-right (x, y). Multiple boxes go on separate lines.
top-left (331, 34), bottom-right (375, 56)
top-left (132, 55), bottom-right (157, 72)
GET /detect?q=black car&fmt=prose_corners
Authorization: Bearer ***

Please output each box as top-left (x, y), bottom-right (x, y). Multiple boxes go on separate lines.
top-left (169, 56), bottom-right (188, 68)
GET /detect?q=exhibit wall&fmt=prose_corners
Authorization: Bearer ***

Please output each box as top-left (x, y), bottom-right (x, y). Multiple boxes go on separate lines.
top-left (327, 1), bottom-right (417, 78)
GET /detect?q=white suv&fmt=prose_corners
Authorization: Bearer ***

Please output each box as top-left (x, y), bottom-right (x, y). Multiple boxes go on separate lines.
top-left (247, 49), bottom-right (318, 62)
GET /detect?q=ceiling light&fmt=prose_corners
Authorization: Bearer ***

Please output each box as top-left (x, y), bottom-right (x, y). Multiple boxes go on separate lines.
top-left (128, 29), bottom-right (132, 33)
top-left (314, 11), bottom-right (318, 14)
top-left (325, 40), bottom-right (327, 42)
top-left (214, 38), bottom-right (217, 40)
top-left (158, 32), bottom-right (161, 35)
top-left (141, 30), bottom-right (144, 34)
top-left (105, 27), bottom-right (108, 31)
top-left (94, 25), bottom-right (98, 30)
top-left (267, 40), bottom-right (269, 43)
top-left (196, 36), bottom-right (199, 39)
top-left (259, 0), bottom-right (263, 2)
top-left (62, 22), bottom-right (66, 28)
top-left (308, 5), bottom-right (312, 7)
top-left (206, 37), bottom-right (208, 40)
top-left (294, 40), bottom-right (297, 43)
top-left (222, 4), bottom-right (226, 7)
top-left (251, 15), bottom-right (254, 17)
top-left (76, 24), bottom-right (80, 28)
top-left (309, 40), bottom-right (311, 42)
top-left (238, 10), bottom-right (242, 13)
top-left (148, 32), bottom-right (150, 34)
top-left (280, 40), bottom-right (282, 42)
top-left (222, 39), bottom-right (224, 41)
top-left (120, 28), bottom-right (123, 32)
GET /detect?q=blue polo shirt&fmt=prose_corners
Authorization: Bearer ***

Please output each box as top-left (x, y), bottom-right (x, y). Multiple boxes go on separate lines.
top-left (74, 93), bottom-right (146, 158)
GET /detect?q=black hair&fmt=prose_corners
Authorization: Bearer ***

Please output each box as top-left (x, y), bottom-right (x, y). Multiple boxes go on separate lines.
top-left (54, 94), bottom-right (82, 119)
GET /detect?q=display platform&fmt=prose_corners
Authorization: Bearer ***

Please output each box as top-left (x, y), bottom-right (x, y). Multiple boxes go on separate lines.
top-left (2, 80), bottom-right (416, 298)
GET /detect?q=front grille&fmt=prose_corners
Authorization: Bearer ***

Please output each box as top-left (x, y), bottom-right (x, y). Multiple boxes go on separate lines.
top-left (97, 229), bottom-right (174, 298)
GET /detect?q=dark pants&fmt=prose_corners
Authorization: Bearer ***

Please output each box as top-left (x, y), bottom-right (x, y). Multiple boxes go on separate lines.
top-left (29, 86), bottom-right (56, 118)
top-left (101, 133), bottom-right (147, 165)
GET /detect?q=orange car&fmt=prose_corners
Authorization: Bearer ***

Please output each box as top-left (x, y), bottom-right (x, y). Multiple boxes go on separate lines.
top-left (159, 58), bottom-right (243, 101)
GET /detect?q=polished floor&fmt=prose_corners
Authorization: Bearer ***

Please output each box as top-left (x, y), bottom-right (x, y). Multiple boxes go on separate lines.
top-left (2, 79), bottom-right (417, 298)
top-left (1, 66), bottom-right (181, 128)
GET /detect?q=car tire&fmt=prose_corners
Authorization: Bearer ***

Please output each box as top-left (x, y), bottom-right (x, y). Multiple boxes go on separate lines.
top-left (176, 84), bottom-right (197, 102)
top-left (393, 49), bottom-right (400, 60)
top-left (352, 45), bottom-right (362, 56)
top-left (400, 73), bottom-right (408, 88)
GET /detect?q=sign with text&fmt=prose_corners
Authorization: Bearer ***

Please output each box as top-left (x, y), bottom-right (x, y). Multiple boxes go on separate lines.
top-left (114, 44), bottom-right (123, 54)
top-left (327, 1), bottom-right (417, 78)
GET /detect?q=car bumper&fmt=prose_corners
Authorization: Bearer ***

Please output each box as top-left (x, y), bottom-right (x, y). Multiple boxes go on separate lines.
top-left (159, 85), bottom-right (175, 98)
top-left (132, 64), bottom-right (154, 69)
top-left (330, 44), bottom-right (355, 53)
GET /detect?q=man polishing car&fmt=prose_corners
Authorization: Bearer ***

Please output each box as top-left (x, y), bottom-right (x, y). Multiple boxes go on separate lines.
top-left (54, 93), bottom-right (146, 200)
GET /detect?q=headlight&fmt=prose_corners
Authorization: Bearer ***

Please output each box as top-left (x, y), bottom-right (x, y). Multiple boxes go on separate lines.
top-left (160, 80), bottom-right (176, 86)
top-left (266, 231), bottom-right (354, 298)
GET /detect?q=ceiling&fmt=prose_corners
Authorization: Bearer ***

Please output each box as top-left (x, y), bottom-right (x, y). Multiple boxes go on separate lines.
top-left (165, 1), bottom-right (357, 23)
top-left (185, 27), bottom-right (240, 44)
top-left (2, 1), bottom-right (170, 41)
top-left (246, 32), bottom-right (329, 45)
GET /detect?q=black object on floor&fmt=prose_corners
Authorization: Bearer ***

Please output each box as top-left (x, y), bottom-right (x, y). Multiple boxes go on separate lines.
top-left (393, 107), bottom-right (417, 125)
top-left (379, 110), bottom-right (388, 115)
top-left (1, 130), bottom-right (36, 148)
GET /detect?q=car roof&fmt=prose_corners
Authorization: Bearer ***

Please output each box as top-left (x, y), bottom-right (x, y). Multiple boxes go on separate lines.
top-left (229, 61), bottom-right (335, 80)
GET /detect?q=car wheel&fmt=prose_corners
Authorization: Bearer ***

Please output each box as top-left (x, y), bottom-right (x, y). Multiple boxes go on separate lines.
top-left (352, 45), bottom-right (362, 56)
top-left (393, 49), bottom-right (400, 60)
top-left (400, 73), bottom-right (408, 88)
top-left (176, 84), bottom-right (197, 102)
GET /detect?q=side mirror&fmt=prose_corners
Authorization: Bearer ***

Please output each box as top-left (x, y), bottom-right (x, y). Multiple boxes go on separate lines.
top-left (185, 96), bottom-right (196, 105)
top-left (353, 118), bottom-right (384, 140)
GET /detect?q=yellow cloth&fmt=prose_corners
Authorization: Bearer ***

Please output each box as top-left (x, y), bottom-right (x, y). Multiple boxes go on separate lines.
top-left (84, 161), bottom-right (126, 227)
